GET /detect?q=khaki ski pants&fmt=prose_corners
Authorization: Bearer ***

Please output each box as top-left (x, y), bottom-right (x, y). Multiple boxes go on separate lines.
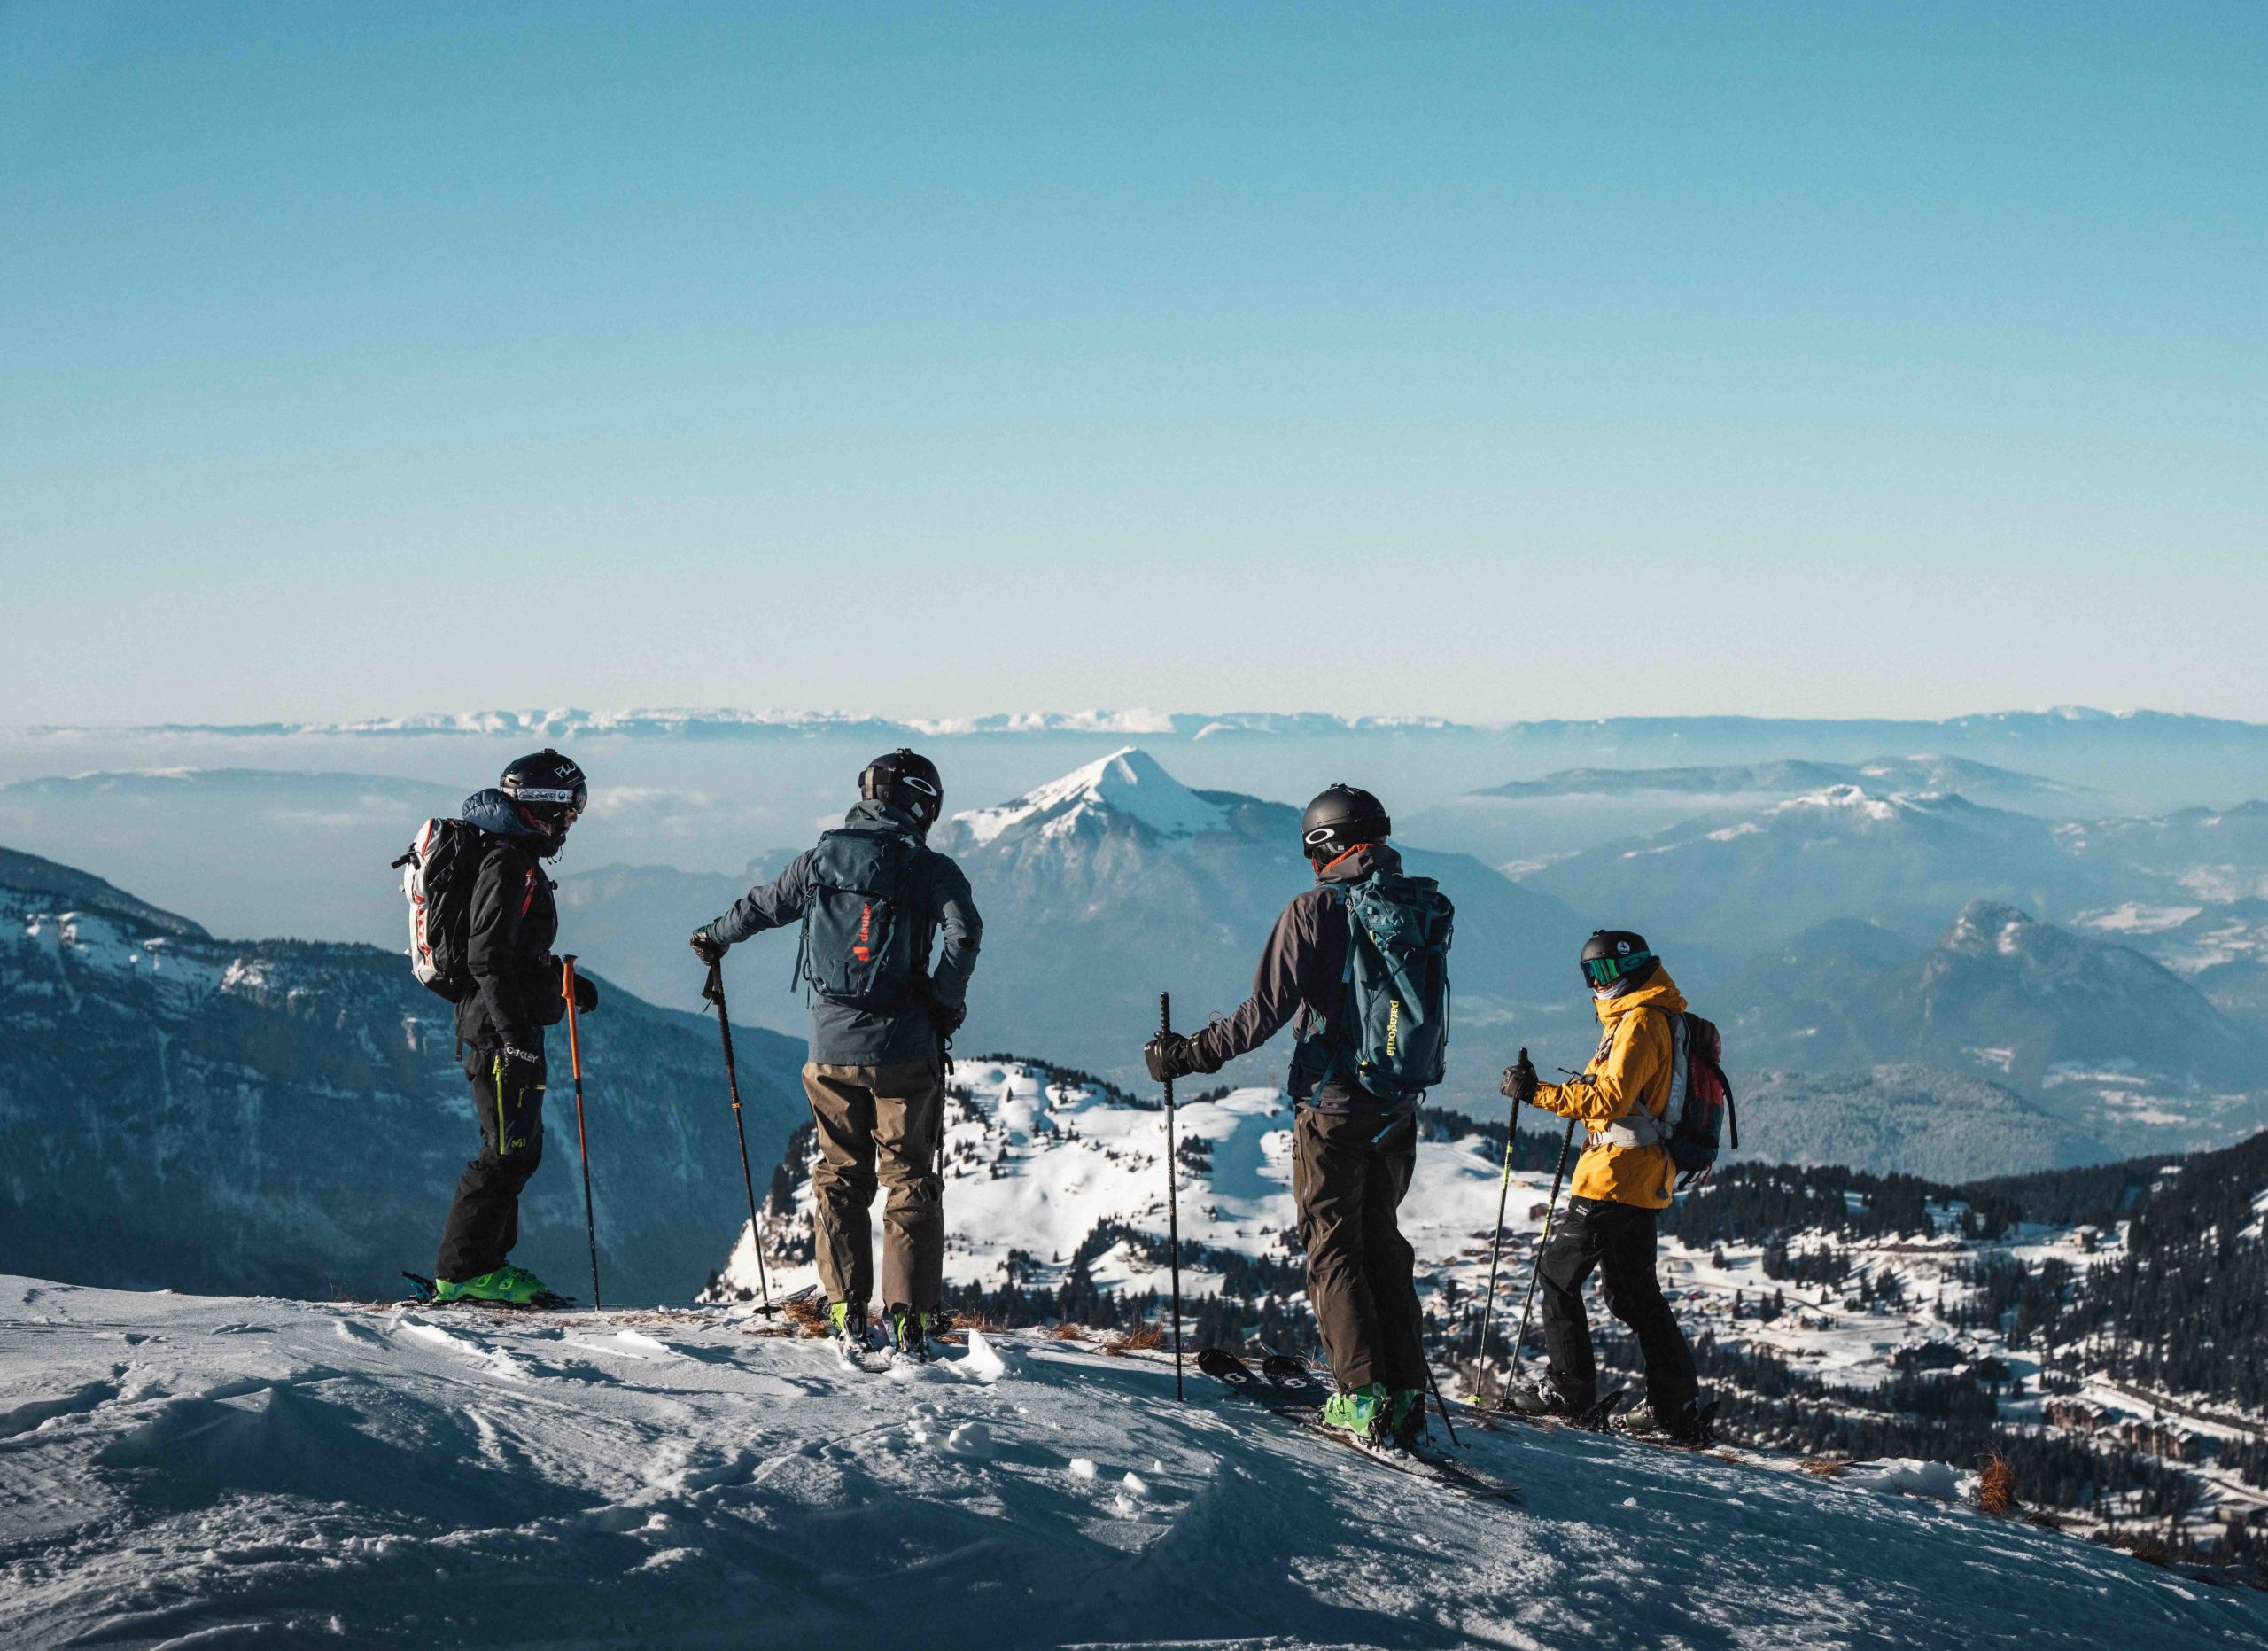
top-left (802, 1060), bottom-right (945, 1311)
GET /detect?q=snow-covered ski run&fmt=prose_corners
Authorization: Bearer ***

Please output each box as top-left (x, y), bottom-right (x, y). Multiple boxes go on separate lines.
top-left (6, 1275), bottom-right (2264, 1649)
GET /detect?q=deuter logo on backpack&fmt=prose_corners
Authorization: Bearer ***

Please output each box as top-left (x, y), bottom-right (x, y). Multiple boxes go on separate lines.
top-left (796, 829), bottom-right (925, 1009)
top-left (392, 817), bottom-right (480, 1001)
top-left (1331, 870), bottom-right (1454, 1104)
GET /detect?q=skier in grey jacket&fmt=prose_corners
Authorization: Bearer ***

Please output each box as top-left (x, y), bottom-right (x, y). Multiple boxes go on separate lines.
top-left (691, 750), bottom-right (981, 1361)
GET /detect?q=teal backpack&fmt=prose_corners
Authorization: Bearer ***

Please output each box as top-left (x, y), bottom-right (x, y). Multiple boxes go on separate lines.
top-left (1327, 870), bottom-right (1454, 1103)
top-left (793, 829), bottom-right (928, 1009)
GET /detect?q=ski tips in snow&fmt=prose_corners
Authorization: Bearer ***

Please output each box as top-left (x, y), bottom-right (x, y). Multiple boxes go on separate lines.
top-left (1194, 1347), bottom-right (1519, 1503)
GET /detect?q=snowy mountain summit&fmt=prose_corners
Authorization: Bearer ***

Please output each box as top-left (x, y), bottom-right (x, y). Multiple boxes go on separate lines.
top-left (952, 745), bottom-right (1234, 848)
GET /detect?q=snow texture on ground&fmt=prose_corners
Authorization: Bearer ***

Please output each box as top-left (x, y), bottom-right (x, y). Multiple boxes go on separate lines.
top-left (4, 1276), bottom-right (2263, 1648)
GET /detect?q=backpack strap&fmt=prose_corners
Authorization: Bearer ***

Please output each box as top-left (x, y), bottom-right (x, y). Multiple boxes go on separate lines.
top-left (1590, 1009), bottom-right (1684, 1149)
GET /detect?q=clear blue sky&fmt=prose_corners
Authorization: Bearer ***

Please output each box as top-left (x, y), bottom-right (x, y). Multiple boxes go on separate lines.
top-left (4, 2), bottom-right (2263, 726)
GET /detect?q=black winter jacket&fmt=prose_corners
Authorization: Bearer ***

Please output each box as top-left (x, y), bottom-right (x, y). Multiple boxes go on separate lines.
top-left (452, 789), bottom-right (568, 1059)
top-left (1192, 842), bottom-right (1404, 1114)
top-left (707, 798), bottom-right (983, 1066)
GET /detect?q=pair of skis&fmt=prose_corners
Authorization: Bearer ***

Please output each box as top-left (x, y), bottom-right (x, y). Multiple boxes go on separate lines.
top-left (1195, 1348), bottom-right (1520, 1502)
top-left (397, 1272), bottom-right (575, 1311)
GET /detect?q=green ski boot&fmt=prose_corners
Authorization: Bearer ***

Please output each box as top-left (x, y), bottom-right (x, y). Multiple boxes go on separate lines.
top-left (884, 1304), bottom-right (932, 1364)
top-left (431, 1264), bottom-right (556, 1306)
top-left (1320, 1382), bottom-right (1394, 1445)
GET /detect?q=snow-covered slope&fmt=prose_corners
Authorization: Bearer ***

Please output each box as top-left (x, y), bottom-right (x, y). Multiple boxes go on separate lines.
top-left (5, 1273), bottom-right (2262, 1648)
top-left (713, 1061), bottom-right (2268, 1561)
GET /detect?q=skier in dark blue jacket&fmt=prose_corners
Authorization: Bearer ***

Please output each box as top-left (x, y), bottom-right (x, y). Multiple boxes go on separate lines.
top-left (431, 749), bottom-right (596, 1305)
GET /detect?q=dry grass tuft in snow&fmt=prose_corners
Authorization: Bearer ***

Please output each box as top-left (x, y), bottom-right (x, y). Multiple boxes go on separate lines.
top-left (1105, 1322), bottom-right (1166, 1355)
top-left (1977, 1454), bottom-right (2020, 1516)
top-left (781, 1295), bottom-right (829, 1338)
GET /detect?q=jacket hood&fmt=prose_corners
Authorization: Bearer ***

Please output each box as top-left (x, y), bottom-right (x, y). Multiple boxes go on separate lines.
top-left (1594, 966), bottom-right (1686, 1024)
top-left (462, 788), bottom-right (555, 845)
top-left (1316, 841), bottom-right (1402, 884)
top-left (841, 796), bottom-right (926, 837)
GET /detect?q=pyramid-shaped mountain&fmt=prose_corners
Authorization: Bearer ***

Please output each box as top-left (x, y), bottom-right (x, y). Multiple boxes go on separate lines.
top-left (931, 749), bottom-right (1590, 1106)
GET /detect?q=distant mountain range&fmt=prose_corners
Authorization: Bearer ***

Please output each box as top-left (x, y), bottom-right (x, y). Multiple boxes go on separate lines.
top-left (1523, 785), bottom-right (2116, 948)
top-left (1472, 755), bottom-right (2085, 806)
top-left (20, 706), bottom-right (2264, 751)
top-left (0, 845), bottom-right (808, 1303)
top-left (1720, 901), bottom-right (2268, 1158)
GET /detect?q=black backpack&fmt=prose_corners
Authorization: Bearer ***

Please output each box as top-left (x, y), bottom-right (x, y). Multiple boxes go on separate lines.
top-left (393, 817), bottom-right (483, 1002)
top-left (792, 829), bottom-right (928, 1009)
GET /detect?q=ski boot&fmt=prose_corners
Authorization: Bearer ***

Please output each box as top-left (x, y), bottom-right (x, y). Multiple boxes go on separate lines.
top-left (884, 1304), bottom-right (932, 1365)
top-left (431, 1264), bottom-right (558, 1306)
top-left (1320, 1382), bottom-right (1395, 1447)
top-left (1499, 1371), bottom-right (1588, 1421)
top-left (827, 1300), bottom-right (873, 1364)
top-left (1389, 1388), bottom-right (1428, 1450)
top-left (1620, 1397), bottom-right (1714, 1446)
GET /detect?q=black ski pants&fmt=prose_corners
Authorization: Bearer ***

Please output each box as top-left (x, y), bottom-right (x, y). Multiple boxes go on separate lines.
top-left (1538, 1195), bottom-right (1697, 1415)
top-left (1293, 1106), bottom-right (1428, 1394)
top-left (435, 1049), bottom-right (546, 1284)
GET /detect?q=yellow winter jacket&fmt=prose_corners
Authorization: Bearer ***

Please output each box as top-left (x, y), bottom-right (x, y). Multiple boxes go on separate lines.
top-left (1526, 970), bottom-right (1688, 1210)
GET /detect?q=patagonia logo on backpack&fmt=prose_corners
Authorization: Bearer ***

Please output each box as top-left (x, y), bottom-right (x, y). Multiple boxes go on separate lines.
top-left (795, 829), bottom-right (925, 1009)
top-left (392, 817), bottom-right (481, 1002)
top-left (1596, 1009), bottom-right (1740, 1186)
top-left (1324, 870), bottom-right (1454, 1105)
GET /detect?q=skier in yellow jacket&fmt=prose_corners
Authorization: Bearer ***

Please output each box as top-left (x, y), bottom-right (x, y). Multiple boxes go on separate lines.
top-left (1498, 929), bottom-right (1703, 1440)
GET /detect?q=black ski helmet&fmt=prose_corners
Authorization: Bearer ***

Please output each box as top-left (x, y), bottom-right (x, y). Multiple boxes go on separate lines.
top-left (1580, 929), bottom-right (1658, 994)
top-left (1300, 783), bottom-right (1391, 863)
top-left (859, 747), bottom-right (944, 829)
top-left (499, 748), bottom-right (588, 847)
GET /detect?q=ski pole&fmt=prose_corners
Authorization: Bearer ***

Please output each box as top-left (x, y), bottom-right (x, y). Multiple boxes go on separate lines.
top-left (703, 961), bottom-right (775, 1313)
top-left (1161, 991), bottom-right (1184, 1403)
top-left (561, 956), bottom-right (602, 1311)
top-left (1509, 1115), bottom-right (1580, 1380)
top-left (1423, 1349), bottom-right (1463, 1448)
top-left (1472, 1047), bottom-right (1526, 1397)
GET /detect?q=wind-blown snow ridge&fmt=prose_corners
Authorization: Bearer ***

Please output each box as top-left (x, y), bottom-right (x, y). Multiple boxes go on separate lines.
top-left (5, 1273), bottom-right (2264, 1647)
top-left (952, 746), bottom-right (1233, 847)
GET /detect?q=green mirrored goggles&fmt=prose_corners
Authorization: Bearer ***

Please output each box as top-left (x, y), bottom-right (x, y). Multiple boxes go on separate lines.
top-left (1582, 951), bottom-right (1654, 989)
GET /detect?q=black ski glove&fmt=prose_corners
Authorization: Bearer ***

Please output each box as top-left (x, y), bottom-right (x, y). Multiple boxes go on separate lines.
top-left (1500, 1047), bottom-right (1538, 1104)
top-left (571, 975), bottom-right (600, 1015)
top-left (689, 929), bottom-right (726, 967)
top-left (928, 996), bottom-right (967, 1040)
top-left (498, 1044), bottom-right (548, 1091)
top-left (1144, 1031), bottom-right (1213, 1084)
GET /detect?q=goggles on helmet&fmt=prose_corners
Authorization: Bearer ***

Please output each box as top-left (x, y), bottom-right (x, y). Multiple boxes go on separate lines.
top-left (1582, 949), bottom-right (1654, 991)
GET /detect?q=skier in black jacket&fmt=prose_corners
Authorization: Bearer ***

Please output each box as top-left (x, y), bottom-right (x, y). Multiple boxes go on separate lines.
top-left (1145, 783), bottom-right (1438, 1448)
top-left (691, 750), bottom-right (982, 1363)
top-left (431, 749), bottom-right (596, 1305)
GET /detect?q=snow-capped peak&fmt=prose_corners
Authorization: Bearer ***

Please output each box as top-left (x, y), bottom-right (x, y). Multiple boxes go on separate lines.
top-left (953, 747), bottom-right (1232, 848)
